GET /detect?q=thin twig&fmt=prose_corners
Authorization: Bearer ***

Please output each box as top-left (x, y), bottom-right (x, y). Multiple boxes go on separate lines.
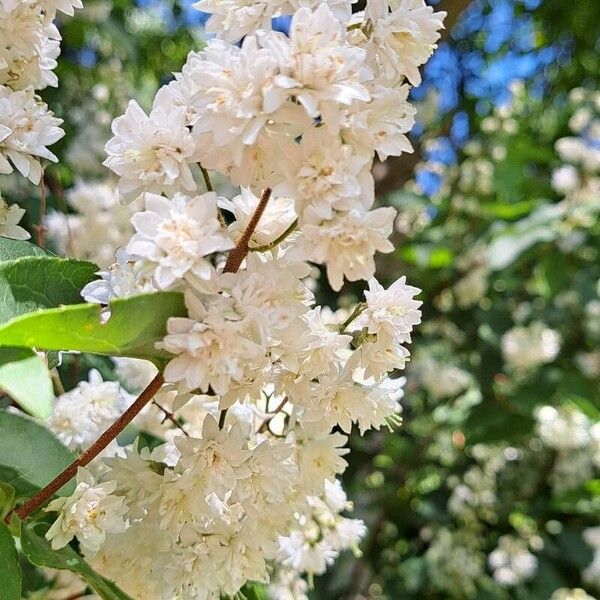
top-left (339, 302), bottom-right (366, 334)
top-left (199, 164), bottom-right (226, 226)
top-left (248, 218), bottom-right (298, 253)
top-left (10, 374), bottom-right (165, 522)
top-left (36, 168), bottom-right (47, 248)
top-left (200, 165), bottom-right (213, 192)
top-left (257, 396), bottom-right (289, 434)
top-left (153, 399), bottom-right (189, 436)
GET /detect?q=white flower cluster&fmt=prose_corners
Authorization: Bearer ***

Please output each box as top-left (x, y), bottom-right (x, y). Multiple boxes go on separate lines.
top-left (501, 321), bottom-right (561, 371)
top-left (46, 179), bottom-right (141, 267)
top-left (583, 527), bottom-right (600, 591)
top-left (0, 0), bottom-right (78, 185)
top-left (487, 535), bottom-right (538, 587)
top-left (45, 1), bottom-right (443, 596)
top-left (48, 369), bottom-right (134, 451)
top-left (101, 0), bottom-right (444, 291)
top-left (551, 88), bottom-right (600, 231)
top-left (535, 405), bottom-right (600, 494)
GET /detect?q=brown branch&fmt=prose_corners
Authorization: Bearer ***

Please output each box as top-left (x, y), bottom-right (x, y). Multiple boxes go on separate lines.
top-left (10, 374), bottom-right (165, 522)
top-left (222, 188), bottom-right (272, 274)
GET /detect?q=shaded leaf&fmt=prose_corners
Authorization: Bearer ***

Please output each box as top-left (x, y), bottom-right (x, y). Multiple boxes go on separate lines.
top-left (0, 411), bottom-right (75, 496)
top-left (0, 348), bottom-right (53, 419)
top-left (21, 522), bottom-right (134, 600)
top-left (0, 521), bottom-right (21, 600)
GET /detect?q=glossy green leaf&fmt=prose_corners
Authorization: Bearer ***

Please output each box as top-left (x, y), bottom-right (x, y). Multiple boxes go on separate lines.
top-left (0, 521), bottom-right (21, 600)
top-left (0, 292), bottom-right (186, 364)
top-left (0, 256), bottom-right (98, 324)
top-left (0, 411), bottom-right (75, 496)
top-left (0, 348), bottom-right (53, 419)
top-left (21, 522), bottom-right (134, 600)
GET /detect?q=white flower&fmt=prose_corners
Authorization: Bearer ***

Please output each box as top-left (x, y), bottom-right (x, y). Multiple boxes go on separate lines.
top-left (488, 536), bottom-right (538, 587)
top-left (80, 249), bottom-right (156, 305)
top-left (362, 0), bottom-right (446, 85)
top-left (219, 252), bottom-right (312, 335)
top-left (0, 5), bottom-right (61, 90)
top-left (293, 423), bottom-right (349, 492)
top-left (0, 86), bottom-right (63, 183)
top-left (127, 192), bottom-right (233, 290)
top-left (552, 164), bottom-right (579, 194)
top-left (0, 197), bottom-right (29, 239)
top-left (291, 207), bottom-right (396, 291)
top-left (501, 322), bottom-right (561, 371)
top-left (267, 4), bottom-right (370, 121)
top-left (46, 179), bottom-right (138, 267)
top-left (180, 38), bottom-right (285, 186)
top-left (220, 187), bottom-right (297, 248)
top-left (356, 276), bottom-right (422, 342)
top-left (535, 405), bottom-right (592, 451)
top-left (48, 369), bottom-right (134, 450)
top-left (343, 83), bottom-right (416, 160)
top-left (113, 357), bottom-right (158, 393)
top-left (161, 291), bottom-right (266, 394)
top-left (273, 127), bottom-right (373, 220)
top-left (104, 99), bottom-right (197, 202)
top-left (45, 468), bottom-right (128, 554)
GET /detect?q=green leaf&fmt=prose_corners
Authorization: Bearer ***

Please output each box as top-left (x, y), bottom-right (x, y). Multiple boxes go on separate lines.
top-left (0, 521), bottom-right (21, 600)
top-left (0, 238), bottom-right (49, 262)
top-left (0, 256), bottom-right (98, 324)
top-left (0, 483), bottom-right (15, 521)
top-left (0, 465), bottom-right (39, 500)
top-left (21, 522), bottom-right (134, 600)
top-left (0, 348), bottom-right (53, 419)
top-left (0, 411), bottom-right (75, 496)
top-left (239, 582), bottom-right (268, 600)
top-left (0, 292), bottom-right (186, 364)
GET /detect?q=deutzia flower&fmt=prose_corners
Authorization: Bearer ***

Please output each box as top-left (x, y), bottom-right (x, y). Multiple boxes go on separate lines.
top-left (127, 192), bottom-right (234, 290)
top-left (0, 196), bottom-right (29, 239)
top-left (488, 535), bottom-right (538, 587)
top-left (45, 468), bottom-right (128, 554)
top-left (273, 127), bottom-right (374, 220)
top-left (501, 321), bottom-right (561, 371)
top-left (161, 291), bottom-right (266, 394)
top-left (48, 369), bottom-right (134, 450)
top-left (104, 99), bottom-right (197, 202)
top-left (355, 276), bottom-right (422, 342)
top-left (362, 0), bottom-right (446, 85)
top-left (290, 206), bottom-right (396, 290)
top-left (267, 4), bottom-right (371, 122)
top-left (0, 86), bottom-right (63, 183)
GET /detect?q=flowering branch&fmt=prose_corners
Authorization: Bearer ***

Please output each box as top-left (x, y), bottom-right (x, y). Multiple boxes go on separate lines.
top-left (9, 373), bottom-right (165, 522)
top-left (223, 188), bottom-right (272, 273)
